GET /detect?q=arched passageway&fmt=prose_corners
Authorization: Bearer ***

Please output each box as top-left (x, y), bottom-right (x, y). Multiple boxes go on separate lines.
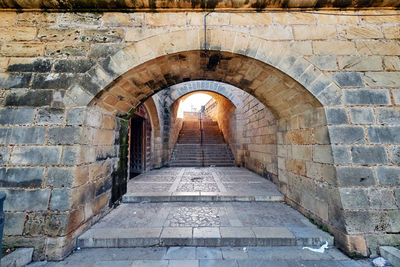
top-left (81, 48), bottom-right (342, 252)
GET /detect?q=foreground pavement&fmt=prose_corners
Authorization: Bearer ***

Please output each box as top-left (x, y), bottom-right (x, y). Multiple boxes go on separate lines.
top-left (29, 168), bottom-right (375, 266)
top-left (29, 246), bottom-right (373, 266)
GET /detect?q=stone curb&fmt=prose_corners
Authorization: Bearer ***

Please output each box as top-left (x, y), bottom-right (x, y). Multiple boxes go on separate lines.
top-left (122, 193), bottom-right (284, 203)
top-left (380, 246), bottom-right (400, 267)
top-left (77, 227), bottom-right (333, 248)
top-left (2, 248), bottom-right (33, 267)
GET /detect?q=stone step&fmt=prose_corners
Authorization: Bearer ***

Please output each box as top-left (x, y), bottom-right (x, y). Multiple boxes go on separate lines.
top-left (78, 226), bottom-right (333, 249)
top-left (122, 192), bottom-right (284, 203)
top-left (50, 246), bottom-right (362, 266)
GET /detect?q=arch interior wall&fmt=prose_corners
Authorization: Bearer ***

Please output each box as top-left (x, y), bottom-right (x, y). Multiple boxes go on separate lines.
top-left (0, 10), bottom-right (398, 260)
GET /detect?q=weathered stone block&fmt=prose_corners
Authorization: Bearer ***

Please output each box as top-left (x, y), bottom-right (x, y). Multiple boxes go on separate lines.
top-left (251, 26), bottom-right (293, 40)
top-left (293, 25), bottom-right (336, 40)
top-left (291, 145), bottom-right (312, 160)
top-left (103, 13), bottom-right (133, 26)
top-left (337, 166), bottom-right (376, 186)
top-left (313, 41), bottom-right (356, 55)
top-left (338, 25), bottom-right (383, 40)
top-left (0, 167), bottom-right (44, 188)
top-left (66, 108), bottom-right (85, 125)
top-left (364, 72), bottom-right (400, 87)
top-left (0, 73), bottom-right (32, 88)
top-left (376, 167), bottom-right (400, 186)
top-left (63, 84), bottom-right (94, 107)
top-left (24, 212), bottom-right (67, 236)
top-left (356, 41), bottom-right (400, 56)
top-left (4, 212), bottom-right (26, 235)
top-left (5, 89), bottom-right (53, 107)
top-left (376, 108), bottom-right (400, 125)
top-left (273, 13), bottom-right (315, 24)
top-left (344, 210), bottom-right (390, 233)
top-left (333, 72), bottom-right (364, 87)
top-left (340, 188), bottom-right (369, 209)
top-left (231, 13), bottom-right (272, 26)
top-left (10, 146), bottom-right (61, 165)
top-left (0, 147), bottom-right (9, 164)
top-left (389, 146), bottom-right (400, 164)
top-left (313, 145), bottom-right (334, 163)
top-left (82, 29), bottom-right (124, 43)
top-left (351, 146), bottom-right (388, 164)
top-left (45, 43), bottom-right (89, 57)
top-left (306, 56), bottom-right (337, 70)
top-left (388, 211), bottom-right (400, 232)
top-left (38, 29), bottom-right (80, 41)
top-left (3, 189), bottom-right (51, 211)
top-left (326, 108), bottom-right (348, 124)
top-left (384, 56), bottom-right (400, 71)
top-left (0, 12), bottom-right (16, 27)
top-left (146, 13), bottom-right (186, 26)
top-left (7, 58), bottom-right (51, 73)
top-left (95, 177), bottom-right (113, 196)
top-left (9, 126), bottom-right (46, 144)
top-left (331, 145), bottom-right (351, 164)
top-left (344, 89), bottom-right (390, 105)
top-left (54, 59), bottom-right (94, 73)
top-left (46, 167), bottom-right (74, 188)
top-left (58, 13), bottom-right (101, 27)
top-left (48, 126), bottom-right (81, 145)
top-left (337, 56), bottom-right (383, 71)
top-left (78, 67), bottom-right (112, 96)
top-left (50, 189), bottom-right (71, 211)
top-left (350, 108), bottom-right (375, 124)
top-left (88, 44), bottom-right (124, 58)
top-left (32, 73), bottom-right (75, 89)
top-left (1, 42), bottom-right (44, 57)
top-left (37, 108), bottom-right (64, 124)
top-left (0, 107), bottom-right (36, 125)
top-left (316, 83), bottom-right (342, 106)
top-left (395, 189), bottom-right (400, 207)
top-left (368, 189), bottom-right (397, 209)
top-left (328, 126), bottom-right (365, 144)
top-left (368, 126), bottom-right (400, 143)
top-left (61, 146), bottom-right (79, 166)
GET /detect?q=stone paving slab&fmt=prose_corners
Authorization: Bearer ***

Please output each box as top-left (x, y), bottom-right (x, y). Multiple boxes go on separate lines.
top-left (28, 247), bottom-right (373, 267)
top-left (123, 167), bottom-right (283, 203)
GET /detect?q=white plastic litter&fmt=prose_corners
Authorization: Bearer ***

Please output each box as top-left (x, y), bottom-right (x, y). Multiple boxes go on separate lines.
top-left (242, 247), bottom-right (247, 252)
top-left (372, 257), bottom-right (388, 267)
top-left (76, 247), bottom-right (81, 250)
top-left (302, 241), bottom-right (328, 253)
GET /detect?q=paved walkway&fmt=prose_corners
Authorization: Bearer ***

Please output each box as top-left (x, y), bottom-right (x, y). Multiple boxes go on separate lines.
top-left (29, 167), bottom-right (374, 266)
top-left (123, 167), bottom-right (283, 202)
top-left (29, 247), bottom-right (373, 266)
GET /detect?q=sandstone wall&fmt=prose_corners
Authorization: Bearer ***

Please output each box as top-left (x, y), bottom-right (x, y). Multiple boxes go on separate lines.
top-left (0, 10), bottom-right (399, 258)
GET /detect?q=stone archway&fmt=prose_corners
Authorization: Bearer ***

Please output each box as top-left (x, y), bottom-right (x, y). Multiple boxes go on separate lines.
top-left (64, 30), bottom-right (340, 111)
top-left (65, 34), bottom-right (347, 252)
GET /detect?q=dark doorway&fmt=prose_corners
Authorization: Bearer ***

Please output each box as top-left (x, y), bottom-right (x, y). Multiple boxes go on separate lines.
top-left (129, 105), bottom-right (151, 179)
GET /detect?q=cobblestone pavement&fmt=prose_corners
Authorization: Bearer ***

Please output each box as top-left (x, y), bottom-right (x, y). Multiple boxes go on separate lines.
top-left (29, 247), bottom-right (373, 266)
top-left (91, 202), bottom-right (314, 229)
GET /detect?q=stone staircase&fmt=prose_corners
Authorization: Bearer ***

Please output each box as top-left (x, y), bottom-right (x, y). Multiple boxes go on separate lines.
top-left (169, 112), bottom-right (235, 167)
top-left (77, 167), bottom-right (334, 251)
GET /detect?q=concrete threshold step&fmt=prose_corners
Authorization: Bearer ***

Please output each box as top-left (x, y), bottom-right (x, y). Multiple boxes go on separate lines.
top-left (122, 192), bottom-right (284, 203)
top-left (77, 226), bottom-right (333, 248)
